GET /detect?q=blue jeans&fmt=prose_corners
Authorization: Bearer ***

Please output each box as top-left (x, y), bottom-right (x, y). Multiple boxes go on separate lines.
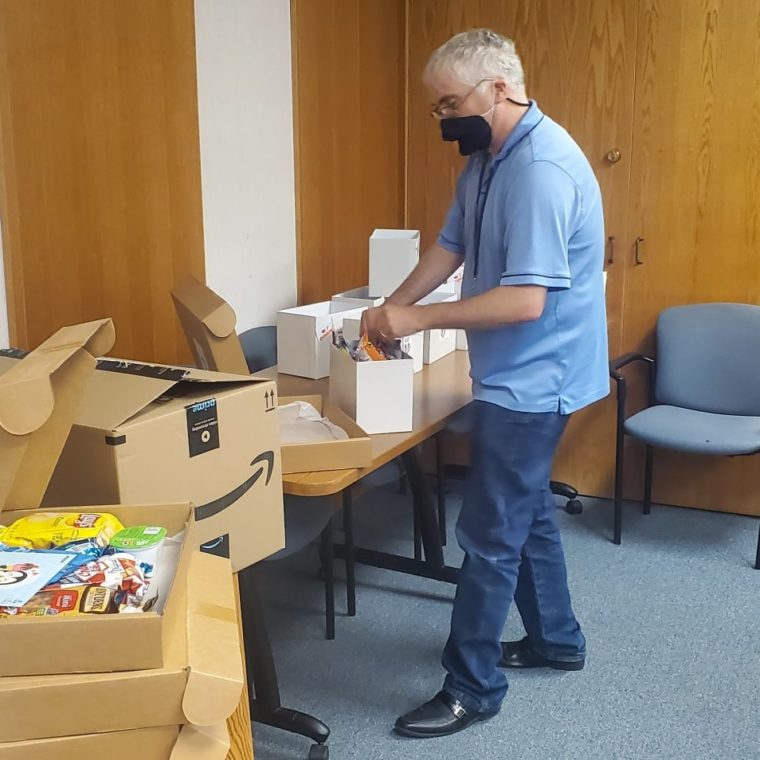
top-left (442, 401), bottom-right (586, 714)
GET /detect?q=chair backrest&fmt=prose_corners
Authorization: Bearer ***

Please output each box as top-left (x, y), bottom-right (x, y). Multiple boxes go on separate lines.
top-left (238, 326), bottom-right (278, 373)
top-left (655, 303), bottom-right (760, 416)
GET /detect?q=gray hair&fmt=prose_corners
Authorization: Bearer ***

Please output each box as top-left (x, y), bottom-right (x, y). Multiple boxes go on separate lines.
top-left (424, 29), bottom-right (525, 91)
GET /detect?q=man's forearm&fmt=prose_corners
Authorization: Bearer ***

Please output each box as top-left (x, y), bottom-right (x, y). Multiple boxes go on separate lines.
top-left (417, 285), bottom-right (547, 330)
top-left (385, 244), bottom-right (462, 306)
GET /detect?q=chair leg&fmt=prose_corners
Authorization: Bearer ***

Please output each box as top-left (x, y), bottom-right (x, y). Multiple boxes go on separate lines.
top-left (613, 415), bottom-right (625, 546)
top-left (435, 433), bottom-right (447, 546)
top-left (643, 446), bottom-right (654, 515)
top-left (755, 522), bottom-right (760, 570)
top-left (342, 488), bottom-right (356, 617)
top-left (413, 501), bottom-right (422, 561)
top-left (319, 518), bottom-right (335, 640)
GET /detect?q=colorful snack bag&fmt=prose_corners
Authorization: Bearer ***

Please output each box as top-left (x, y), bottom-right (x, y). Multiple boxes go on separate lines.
top-left (0, 585), bottom-right (117, 617)
top-left (0, 512), bottom-right (124, 551)
top-left (49, 553), bottom-right (147, 599)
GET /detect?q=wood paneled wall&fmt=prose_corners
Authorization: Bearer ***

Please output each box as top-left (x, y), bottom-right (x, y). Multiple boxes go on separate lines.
top-left (291, 0), bottom-right (405, 304)
top-left (0, 0), bottom-right (205, 363)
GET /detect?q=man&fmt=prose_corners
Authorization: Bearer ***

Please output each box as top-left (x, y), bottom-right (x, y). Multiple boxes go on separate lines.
top-left (361, 29), bottom-right (609, 738)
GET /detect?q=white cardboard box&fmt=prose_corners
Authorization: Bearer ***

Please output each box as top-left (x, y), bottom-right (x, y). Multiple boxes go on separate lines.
top-left (456, 330), bottom-right (468, 351)
top-left (277, 302), bottom-right (366, 379)
top-left (418, 292), bottom-right (458, 364)
top-left (368, 229), bottom-right (420, 297)
top-left (329, 344), bottom-right (414, 434)
top-left (332, 286), bottom-right (385, 308)
top-left (341, 317), bottom-right (424, 374)
top-left (434, 264), bottom-right (464, 297)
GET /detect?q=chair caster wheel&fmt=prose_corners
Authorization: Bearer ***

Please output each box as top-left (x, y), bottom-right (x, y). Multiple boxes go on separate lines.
top-left (565, 499), bottom-right (583, 515)
top-left (309, 743), bottom-right (329, 760)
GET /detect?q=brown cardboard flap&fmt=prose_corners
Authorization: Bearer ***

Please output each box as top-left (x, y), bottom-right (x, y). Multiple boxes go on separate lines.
top-left (181, 552), bottom-right (243, 726)
top-left (172, 275), bottom-right (237, 339)
top-left (0, 375), bottom-right (54, 435)
top-left (0, 319), bottom-right (114, 436)
top-left (170, 722), bottom-right (230, 760)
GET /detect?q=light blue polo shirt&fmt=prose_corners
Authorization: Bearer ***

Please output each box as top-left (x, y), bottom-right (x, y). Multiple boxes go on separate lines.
top-left (438, 101), bottom-right (609, 414)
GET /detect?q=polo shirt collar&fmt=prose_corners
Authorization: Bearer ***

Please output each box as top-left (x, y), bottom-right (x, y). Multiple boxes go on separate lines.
top-left (492, 100), bottom-right (544, 164)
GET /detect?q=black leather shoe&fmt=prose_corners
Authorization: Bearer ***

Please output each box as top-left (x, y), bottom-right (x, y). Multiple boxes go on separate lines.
top-left (394, 691), bottom-right (499, 738)
top-left (499, 636), bottom-right (585, 671)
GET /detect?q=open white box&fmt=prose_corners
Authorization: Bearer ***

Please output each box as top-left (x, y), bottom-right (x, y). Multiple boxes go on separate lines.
top-left (331, 286), bottom-right (385, 309)
top-left (329, 344), bottom-right (414, 434)
top-left (456, 330), bottom-right (468, 351)
top-left (368, 229), bottom-right (420, 297)
top-left (277, 302), bottom-right (366, 379)
top-left (341, 316), bottom-right (424, 374)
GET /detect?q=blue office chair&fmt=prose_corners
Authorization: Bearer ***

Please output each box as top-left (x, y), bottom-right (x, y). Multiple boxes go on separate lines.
top-left (238, 325), bottom-right (345, 638)
top-left (610, 302), bottom-right (760, 568)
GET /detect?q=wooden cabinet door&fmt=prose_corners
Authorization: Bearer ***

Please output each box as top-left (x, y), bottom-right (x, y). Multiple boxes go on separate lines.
top-left (620, 0), bottom-right (760, 515)
top-left (0, 0), bottom-right (206, 364)
top-left (406, 0), bottom-right (639, 496)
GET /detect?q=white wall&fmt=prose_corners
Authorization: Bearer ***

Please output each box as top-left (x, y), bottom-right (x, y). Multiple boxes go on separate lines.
top-left (0, 217), bottom-right (9, 348)
top-left (194, 0), bottom-right (297, 331)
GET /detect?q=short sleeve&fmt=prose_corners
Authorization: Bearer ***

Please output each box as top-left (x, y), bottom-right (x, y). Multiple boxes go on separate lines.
top-left (436, 169), bottom-right (467, 255)
top-left (500, 161), bottom-right (579, 290)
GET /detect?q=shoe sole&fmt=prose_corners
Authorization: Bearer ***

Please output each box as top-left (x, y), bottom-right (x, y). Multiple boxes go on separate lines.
top-left (394, 711), bottom-right (499, 739)
top-left (499, 659), bottom-right (585, 671)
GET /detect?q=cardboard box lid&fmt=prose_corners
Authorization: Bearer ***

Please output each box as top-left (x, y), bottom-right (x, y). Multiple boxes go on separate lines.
top-left (0, 320), bottom-right (114, 437)
top-left (172, 275), bottom-right (237, 340)
top-left (0, 319), bottom-right (115, 509)
top-left (0, 551), bottom-right (243, 741)
top-left (77, 359), bottom-right (266, 431)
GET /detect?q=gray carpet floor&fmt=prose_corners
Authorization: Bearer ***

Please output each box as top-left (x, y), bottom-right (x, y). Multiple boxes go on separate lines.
top-left (252, 482), bottom-right (760, 760)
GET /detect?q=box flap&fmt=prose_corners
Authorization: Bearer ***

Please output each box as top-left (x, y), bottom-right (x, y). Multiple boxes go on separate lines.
top-left (75, 360), bottom-right (258, 431)
top-left (181, 552), bottom-right (244, 726)
top-left (0, 320), bottom-right (114, 436)
top-left (172, 275), bottom-right (238, 339)
top-left (170, 722), bottom-right (230, 760)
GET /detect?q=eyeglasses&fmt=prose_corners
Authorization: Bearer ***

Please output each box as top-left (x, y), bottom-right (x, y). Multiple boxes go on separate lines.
top-left (430, 78), bottom-right (494, 120)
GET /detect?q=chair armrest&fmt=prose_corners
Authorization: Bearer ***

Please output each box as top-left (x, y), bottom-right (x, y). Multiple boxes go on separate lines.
top-left (609, 352), bottom-right (654, 380)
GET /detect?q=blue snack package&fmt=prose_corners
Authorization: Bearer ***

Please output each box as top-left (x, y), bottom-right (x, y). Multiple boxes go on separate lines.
top-left (0, 539), bottom-right (105, 585)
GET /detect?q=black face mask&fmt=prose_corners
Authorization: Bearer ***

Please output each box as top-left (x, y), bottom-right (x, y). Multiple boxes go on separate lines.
top-left (440, 115), bottom-right (491, 156)
top-left (440, 98), bottom-right (531, 156)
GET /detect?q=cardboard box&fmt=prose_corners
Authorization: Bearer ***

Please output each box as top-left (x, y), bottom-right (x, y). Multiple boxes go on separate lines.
top-left (368, 229), bottom-right (420, 297)
top-left (277, 302), bottom-right (366, 379)
top-left (0, 724), bottom-right (231, 760)
top-left (331, 286), bottom-right (385, 308)
top-left (434, 264), bottom-right (464, 297)
top-left (171, 275), bottom-right (250, 375)
top-left (418, 292), bottom-right (457, 364)
top-left (456, 329), bottom-right (468, 351)
top-left (0, 319), bottom-right (115, 508)
top-left (0, 551), bottom-right (242, 747)
top-left (341, 316), bottom-right (424, 374)
top-left (329, 344), bottom-right (414, 434)
top-left (278, 395), bottom-right (373, 473)
top-left (0, 503), bottom-right (195, 677)
top-left (43, 361), bottom-right (284, 572)
top-left (0, 726), bottom-right (180, 760)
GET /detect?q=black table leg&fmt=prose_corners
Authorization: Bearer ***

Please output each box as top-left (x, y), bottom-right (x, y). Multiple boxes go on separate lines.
top-left (342, 487), bottom-right (356, 616)
top-left (319, 518), bottom-right (336, 640)
top-left (237, 566), bottom-right (330, 748)
top-left (401, 447), bottom-right (445, 567)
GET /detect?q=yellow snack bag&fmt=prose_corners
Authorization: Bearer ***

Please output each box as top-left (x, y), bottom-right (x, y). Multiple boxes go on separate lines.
top-left (0, 512), bottom-right (124, 550)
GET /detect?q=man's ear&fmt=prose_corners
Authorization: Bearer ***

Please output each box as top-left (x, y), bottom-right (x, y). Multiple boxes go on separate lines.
top-left (493, 79), bottom-right (510, 103)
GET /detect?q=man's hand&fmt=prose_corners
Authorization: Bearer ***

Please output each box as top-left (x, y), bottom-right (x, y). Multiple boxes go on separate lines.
top-left (360, 304), bottom-right (427, 344)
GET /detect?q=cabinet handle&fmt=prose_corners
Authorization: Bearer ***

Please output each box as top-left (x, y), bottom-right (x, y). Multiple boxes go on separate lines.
top-left (634, 236), bottom-right (645, 265)
top-left (607, 235), bottom-right (616, 264)
top-left (605, 149), bottom-right (622, 164)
